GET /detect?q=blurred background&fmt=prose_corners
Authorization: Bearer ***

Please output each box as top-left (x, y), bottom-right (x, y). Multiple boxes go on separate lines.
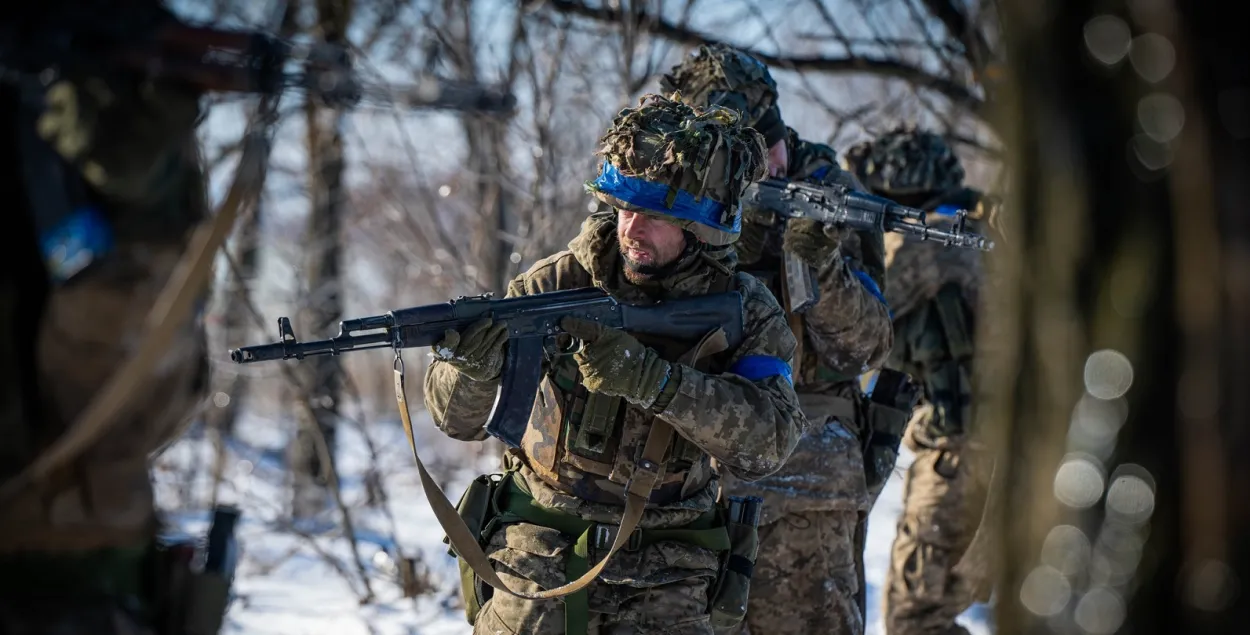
top-left (153, 1), bottom-right (1249, 633)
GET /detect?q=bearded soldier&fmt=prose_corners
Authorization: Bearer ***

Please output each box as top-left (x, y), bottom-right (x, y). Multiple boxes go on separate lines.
top-left (659, 45), bottom-right (898, 635)
top-left (0, 2), bottom-right (211, 633)
top-left (841, 125), bottom-right (994, 635)
top-left (424, 94), bottom-right (807, 635)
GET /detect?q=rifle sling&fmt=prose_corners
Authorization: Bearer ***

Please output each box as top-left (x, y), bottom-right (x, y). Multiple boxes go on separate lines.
top-left (393, 327), bottom-right (730, 602)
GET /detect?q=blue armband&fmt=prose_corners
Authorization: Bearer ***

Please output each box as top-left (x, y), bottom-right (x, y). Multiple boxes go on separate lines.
top-left (730, 355), bottom-right (794, 386)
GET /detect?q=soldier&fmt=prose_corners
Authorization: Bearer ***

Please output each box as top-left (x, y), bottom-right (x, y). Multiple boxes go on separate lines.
top-left (0, 2), bottom-right (211, 633)
top-left (424, 93), bottom-right (807, 634)
top-left (658, 45), bottom-right (898, 635)
top-left (840, 125), bottom-right (994, 635)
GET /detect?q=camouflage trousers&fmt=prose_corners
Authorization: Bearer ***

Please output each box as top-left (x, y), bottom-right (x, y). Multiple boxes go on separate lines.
top-left (0, 598), bottom-right (152, 635)
top-left (729, 509), bottom-right (861, 635)
top-left (884, 442), bottom-right (991, 635)
top-left (473, 521), bottom-right (721, 634)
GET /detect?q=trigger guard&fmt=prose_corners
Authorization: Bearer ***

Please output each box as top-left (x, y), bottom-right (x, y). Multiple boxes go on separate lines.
top-left (548, 333), bottom-right (582, 358)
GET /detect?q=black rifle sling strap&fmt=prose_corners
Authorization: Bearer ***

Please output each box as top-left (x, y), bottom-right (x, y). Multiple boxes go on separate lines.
top-left (393, 327), bottom-right (730, 600)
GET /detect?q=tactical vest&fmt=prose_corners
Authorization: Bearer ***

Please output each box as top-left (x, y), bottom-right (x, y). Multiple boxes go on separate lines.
top-left (519, 256), bottom-right (737, 506)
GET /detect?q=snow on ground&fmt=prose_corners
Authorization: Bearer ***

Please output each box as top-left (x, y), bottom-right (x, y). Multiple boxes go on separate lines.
top-left (155, 412), bottom-right (992, 634)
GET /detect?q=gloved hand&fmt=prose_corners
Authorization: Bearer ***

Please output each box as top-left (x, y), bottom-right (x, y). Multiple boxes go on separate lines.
top-left (432, 318), bottom-right (510, 381)
top-left (783, 217), bottom-right (843, 268)
top-left (736, 204), bottom-right (777, 265)
top-left (560, 317), bottom-right (672, 409)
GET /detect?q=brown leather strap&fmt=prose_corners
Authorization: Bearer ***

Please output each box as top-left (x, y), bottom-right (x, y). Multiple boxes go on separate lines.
top-left (394, 327), bottom-right (730, 600)
top-left (396, 361), bottom-right (650, 599)
top-left (0, 102), bottom-right (279, 506)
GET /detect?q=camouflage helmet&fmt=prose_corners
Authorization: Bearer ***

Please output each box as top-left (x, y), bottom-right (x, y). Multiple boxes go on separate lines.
top-left (585, 93), bottom-right (768, 246)
top-left (840, 124), bottom-right (966, 198)
top-left (659, 44), bottom-right (788, 148)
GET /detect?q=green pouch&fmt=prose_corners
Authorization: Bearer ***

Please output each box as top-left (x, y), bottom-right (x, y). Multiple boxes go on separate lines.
top-left (443, 472), bottom-right (506, 624)
top-left (708, 497), bottom-right (762, 631)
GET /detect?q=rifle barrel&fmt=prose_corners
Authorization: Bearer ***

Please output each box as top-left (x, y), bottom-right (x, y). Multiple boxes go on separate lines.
top-left (229, 330), bottom-right (392, 364)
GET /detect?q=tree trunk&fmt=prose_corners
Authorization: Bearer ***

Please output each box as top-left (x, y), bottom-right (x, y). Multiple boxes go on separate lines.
top-left (464, 117), bottom-right (517, 294)
top-left (440, 0), bottom-right (519, 295)
top-left (290, 0), bottom-right (352, 519)
top-left (988, 1), bottom-right (1249, 633)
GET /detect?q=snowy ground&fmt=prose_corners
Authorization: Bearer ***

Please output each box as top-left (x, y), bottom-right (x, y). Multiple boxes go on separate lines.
top-left (155, 411), bottom-right (992, 634)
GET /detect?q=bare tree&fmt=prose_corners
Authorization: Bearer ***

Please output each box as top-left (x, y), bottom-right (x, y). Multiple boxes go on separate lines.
top-left (290, 0), bottom-right (353, 518)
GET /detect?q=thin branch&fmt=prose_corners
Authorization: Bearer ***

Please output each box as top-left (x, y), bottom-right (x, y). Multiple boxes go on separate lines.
top-left (918, 0), bottom-right (992, 72)
top-left (534, 0), bottom-right (983, 109)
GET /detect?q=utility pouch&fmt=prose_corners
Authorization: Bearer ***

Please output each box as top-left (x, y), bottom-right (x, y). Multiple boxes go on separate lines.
top-left (443, 472), bottom-right (507, 624)
top-left (863, 369), bottom-right (922, 490)
top-left (708, 495), bottom-right (763, 631)
top-left (150, 505), bottom-right (242, 635)
top-left (867, 368), bottom-right (921, 438)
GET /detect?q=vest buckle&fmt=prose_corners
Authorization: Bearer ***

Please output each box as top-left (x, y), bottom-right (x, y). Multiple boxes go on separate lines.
top-left (592, 523), bottom-right (643, 552)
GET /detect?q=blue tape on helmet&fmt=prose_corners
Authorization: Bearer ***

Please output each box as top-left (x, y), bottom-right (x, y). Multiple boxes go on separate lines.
top-left (588, 161), bottom-right (741, 235)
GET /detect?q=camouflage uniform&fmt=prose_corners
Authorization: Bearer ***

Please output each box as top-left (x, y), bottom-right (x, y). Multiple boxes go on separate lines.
top-left (0, 3), bottom-right (210, 633)
top-left (660, 46), bottom-right (894, 635)
top-left (841, 126), bottom-right (993, 635)
top-left (424, 95), bottom-right (807, 634)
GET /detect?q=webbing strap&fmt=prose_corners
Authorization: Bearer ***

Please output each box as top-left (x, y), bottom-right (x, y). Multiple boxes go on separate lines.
top-left (391, 327), bottom-right (730, 623)
top-left (497, 480), bottom-right (730, 551)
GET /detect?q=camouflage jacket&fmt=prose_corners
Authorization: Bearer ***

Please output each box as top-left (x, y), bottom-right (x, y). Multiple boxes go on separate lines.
top-left (424, 212), bottom-right (807, 527)
top-left (1, 53), bottom-right (208, 553)
top-left (720, 129), bottom-right (893, 520)
top-left (886, 197), bottom-right (986, 446)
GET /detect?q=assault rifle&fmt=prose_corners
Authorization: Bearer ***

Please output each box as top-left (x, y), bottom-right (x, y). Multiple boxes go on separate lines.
top-left (0, 9), bottom-right (516, 112)
top-left (743, 178), bottom-right (994, 313)
top-left (230, 287), bottom-right (745, 449)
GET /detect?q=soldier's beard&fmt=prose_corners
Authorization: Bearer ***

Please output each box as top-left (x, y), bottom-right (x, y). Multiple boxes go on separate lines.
top-left (620, 239), bottom-right (687, 284)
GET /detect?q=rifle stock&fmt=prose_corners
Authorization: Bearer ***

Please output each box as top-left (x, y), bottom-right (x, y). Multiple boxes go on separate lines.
top-left (230, 287), bottom-right (745, 448)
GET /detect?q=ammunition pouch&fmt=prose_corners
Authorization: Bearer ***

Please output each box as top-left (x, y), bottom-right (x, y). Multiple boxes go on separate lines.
top-left (443, 472), bottom-right (508, 625)
top-left (708, 496), bottom-right (763, 631)
top-left (862, 368), bottom-right (922, 491)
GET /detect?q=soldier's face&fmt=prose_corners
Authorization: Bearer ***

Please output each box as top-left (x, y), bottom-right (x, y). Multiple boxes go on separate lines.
top-left (617, 210), bottom-right (688, 283)
top-left (767, 139), bottom-right (789, 178)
